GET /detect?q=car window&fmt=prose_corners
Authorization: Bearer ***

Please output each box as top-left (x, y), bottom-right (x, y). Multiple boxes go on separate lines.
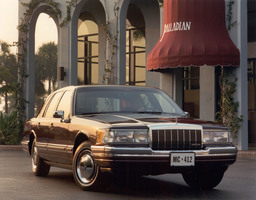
top-left (140, 94), bottom-right (156, 111)
top-left (43, 92), bottom-right (63, 118)
top-left (56, 91), bottom-right (72, 119)
top-left (75, 88), bottom-right (185, 115)
top-left (75, 91), bottom-right (120, 114)
top-left (152, 93), bottom-right (180, 113)
top-left (37, 93), bottom-right (54, 117)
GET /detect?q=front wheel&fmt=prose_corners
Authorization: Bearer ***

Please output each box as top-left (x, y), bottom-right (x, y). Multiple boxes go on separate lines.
top-left (182, 167), bottom-right (226, 190)
top-left (73, 142), bottom-right (102, 190)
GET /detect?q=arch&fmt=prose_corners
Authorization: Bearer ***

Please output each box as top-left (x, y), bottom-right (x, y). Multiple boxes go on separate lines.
top-left (126, 4), bottom-right (146, 85)
top-left (71, 0), bottom-right (106, 85)
top-left (78, 13), bottom-right (99, 84)
top-left (117, 0), bottom-right (160, 85)
top-left (26, 4), bottom-right (59, 119)
top-left (117, 0), bottom-right (130, 84)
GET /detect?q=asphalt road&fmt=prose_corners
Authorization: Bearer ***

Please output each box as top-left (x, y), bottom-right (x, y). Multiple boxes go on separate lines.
top-left (0, 150), bottom-right (255, 200)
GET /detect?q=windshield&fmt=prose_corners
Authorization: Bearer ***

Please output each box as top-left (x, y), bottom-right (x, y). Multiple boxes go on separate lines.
top-left (74, 87), bottom-right (185, 116)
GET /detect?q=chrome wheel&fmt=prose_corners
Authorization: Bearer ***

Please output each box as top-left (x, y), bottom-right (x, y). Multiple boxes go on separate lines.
top-left (73, 142), bottom-right (102, 190)
top-left (32, 143), bottom-right (38, 171)
top-left (76, 152), bottom-right (96, 184)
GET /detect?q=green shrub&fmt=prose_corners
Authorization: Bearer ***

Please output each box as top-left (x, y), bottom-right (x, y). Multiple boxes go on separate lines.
top-left (0, 111), bottom-right (20, 145)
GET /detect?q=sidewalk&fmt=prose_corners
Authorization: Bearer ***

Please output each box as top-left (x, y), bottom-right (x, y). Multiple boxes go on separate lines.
top-left (237, 150), bottom-right (256, 160)
top-left (0, 145), bottom-right (22, 151)
top-left (1, 145), bottom-right (256, 160)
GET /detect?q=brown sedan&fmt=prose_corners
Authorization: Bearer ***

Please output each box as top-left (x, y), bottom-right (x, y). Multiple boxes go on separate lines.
top-left (22, 85), bottom-right (237, 190)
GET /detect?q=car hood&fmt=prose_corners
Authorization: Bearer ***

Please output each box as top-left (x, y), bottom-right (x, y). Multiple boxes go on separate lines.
top-left (77, 113), bottom-right (227, 130)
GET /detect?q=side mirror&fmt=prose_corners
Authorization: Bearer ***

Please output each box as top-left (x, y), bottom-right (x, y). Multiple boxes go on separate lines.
top-left (53, 110), bottom-right (64, 119)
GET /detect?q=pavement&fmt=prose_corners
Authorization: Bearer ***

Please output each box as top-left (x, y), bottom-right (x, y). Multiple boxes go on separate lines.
top-left (1, 145), bottom-right (256, 160)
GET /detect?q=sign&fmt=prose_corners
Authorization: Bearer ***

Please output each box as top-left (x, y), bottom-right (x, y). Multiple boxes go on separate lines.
top-left (170, 152), bottom-right (195, 166)
top-left (160, 22), bottom-right (191, 42)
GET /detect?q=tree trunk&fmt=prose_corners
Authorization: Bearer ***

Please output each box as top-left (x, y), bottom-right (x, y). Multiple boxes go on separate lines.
top-left (4, 91), bottom-right (8, 114)
top-left (48, 78), bottom-right (51, 95)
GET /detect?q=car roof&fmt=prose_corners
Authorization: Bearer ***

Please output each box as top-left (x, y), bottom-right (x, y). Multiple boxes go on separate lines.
top-left (54, 85), bottom-right (159, 93)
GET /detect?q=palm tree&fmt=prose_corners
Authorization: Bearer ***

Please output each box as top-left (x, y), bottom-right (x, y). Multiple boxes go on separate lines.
top-left (0, 41), bottom-right (17, 114)
top-left (34, 42), bottom-right (57, 111)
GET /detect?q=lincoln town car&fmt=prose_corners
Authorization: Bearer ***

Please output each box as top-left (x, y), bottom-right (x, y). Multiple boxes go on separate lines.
top-left (22, 85), bottom-right (237, 190)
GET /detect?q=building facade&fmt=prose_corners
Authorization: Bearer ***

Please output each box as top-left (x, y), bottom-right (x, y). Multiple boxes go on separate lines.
top-left (18, 0), bottom-right (250, 150)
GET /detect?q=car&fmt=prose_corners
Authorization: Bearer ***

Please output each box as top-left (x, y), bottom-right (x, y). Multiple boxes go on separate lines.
top-left (21, 85), bottom-right (237, 190)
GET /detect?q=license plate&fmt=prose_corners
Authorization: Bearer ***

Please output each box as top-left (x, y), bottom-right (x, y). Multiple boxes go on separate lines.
top-left (170, 153), bottom-right (195, 166)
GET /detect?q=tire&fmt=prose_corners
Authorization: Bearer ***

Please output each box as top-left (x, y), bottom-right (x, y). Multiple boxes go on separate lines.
top-left (72, 142), bottom-right (102, 190)
top-left (31, 140), bottom-right (50, 176)
top-left (182, 167), bottom-right (226, 190)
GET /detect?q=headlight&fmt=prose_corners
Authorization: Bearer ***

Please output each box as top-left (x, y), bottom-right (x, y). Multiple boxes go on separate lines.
top-left (203, 130), bottom-right (230, 143)
top-left (97, 129), bottom-right (149, 144)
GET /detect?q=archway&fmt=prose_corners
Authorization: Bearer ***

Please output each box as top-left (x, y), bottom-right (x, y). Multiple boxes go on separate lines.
top-left (34, 13), bottom-right (58, 114)
top-left (118, 0), bottom-right (160, 85)
top-left (78, 13), bottom-right (99, 85)
top-left (26, 5), bottom-right (59, 119)
top-left (71, 0), bottom-right (106, 85)
top-left (126, 4), bottom-right (146, 85)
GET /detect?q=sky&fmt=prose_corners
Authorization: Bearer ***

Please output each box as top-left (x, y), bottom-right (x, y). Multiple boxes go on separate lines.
top-left (0, 0), bottom-right (57, 54)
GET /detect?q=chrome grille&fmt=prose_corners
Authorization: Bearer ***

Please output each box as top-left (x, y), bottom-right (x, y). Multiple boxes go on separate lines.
top-left (151, 129), bottom-right (202, 150)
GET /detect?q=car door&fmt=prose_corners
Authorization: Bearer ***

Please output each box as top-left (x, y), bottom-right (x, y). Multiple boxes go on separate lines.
top-left (47, 90), bottom-right (73, 165)
top-left (40, 91), bottom-right (64, 162)
top-left (33, 92), bottom-right (55, 159)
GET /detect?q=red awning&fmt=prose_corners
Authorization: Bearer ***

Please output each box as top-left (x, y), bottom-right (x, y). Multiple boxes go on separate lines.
top-left (147, 0), bottom-right (240, 71)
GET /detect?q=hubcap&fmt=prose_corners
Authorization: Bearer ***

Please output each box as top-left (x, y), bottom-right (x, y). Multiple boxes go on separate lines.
top-left (76, 152), bottom-right (95, 184)
top-left (32, 144), bottom-right (38, 169)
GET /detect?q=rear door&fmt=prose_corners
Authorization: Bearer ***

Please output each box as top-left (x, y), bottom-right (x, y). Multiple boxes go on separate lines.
top-left (40, 91), bottom-right (64, 162)
top-left (33, 93), bottom-right (54, 159)
top-left (48, 90), bottom-right (73, 164)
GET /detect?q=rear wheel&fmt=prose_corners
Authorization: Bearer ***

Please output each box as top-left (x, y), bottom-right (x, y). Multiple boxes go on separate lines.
top-left (31, 140), bottom-right (50, 176)
top-left (182, 167), bottom-right (226, 190)
top-left (73, 142), bottom-right (103, 190)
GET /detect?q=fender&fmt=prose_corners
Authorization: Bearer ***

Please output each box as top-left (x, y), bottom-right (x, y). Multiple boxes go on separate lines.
top-left (73, 130), bottom-right (92, 155)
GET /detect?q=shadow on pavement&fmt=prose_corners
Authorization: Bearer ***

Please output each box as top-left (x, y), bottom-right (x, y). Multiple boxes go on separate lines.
top-left (45, 170), bottom-right (228, 199)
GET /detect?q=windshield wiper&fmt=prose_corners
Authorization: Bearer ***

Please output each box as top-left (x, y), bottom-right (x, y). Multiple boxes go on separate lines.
top-left (78, 111), bottom-right (163, 115)
top-left (135, 111), bottom-right (162, 114)
top-left (79, 112), bottom-right (99, 115)
top-left (79, 111), bottom-right (122, 115)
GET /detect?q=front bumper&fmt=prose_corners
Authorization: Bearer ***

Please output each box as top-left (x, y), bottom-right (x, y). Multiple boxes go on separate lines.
top-left (92, 145), bottom-right (237, 168)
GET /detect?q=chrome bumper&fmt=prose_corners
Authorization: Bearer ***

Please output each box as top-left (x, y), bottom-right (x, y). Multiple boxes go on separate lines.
top-left (92, 145), bottom-right (237, 166)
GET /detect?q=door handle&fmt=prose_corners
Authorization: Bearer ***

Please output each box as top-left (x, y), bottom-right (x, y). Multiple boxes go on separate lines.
top-left (49, 123), bottom-right (54, 130)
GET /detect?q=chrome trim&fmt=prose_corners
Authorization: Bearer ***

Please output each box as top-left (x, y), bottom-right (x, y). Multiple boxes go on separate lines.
top-left (148, 123), bottom-right (202, 130)
top-left (34, 142), bottom-right (74, 154)
top-left (47, 143), bottom-right (66, 152)
top-left (36, 142), bottom-right (47, 148)
top-left (66, 145), bottom-right (74, 153)
top-left (36, 142), bottom-right (47, 152)
top-left (150, 128), bottom-right (203, 150)
top-left (91, 146), bottom-right (237, 158)
top-left (148, 123), bottom-right (203, 149)
top-left (206, 147), bottom-right (238, 154)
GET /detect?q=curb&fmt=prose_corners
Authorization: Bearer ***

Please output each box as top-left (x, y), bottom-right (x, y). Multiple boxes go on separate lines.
top-left (237, 150), bottom-right (256, 160)
top-left (0, 145), bottom-right (22, 151)
top-left (1, 145), bottom-right (256, 160)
